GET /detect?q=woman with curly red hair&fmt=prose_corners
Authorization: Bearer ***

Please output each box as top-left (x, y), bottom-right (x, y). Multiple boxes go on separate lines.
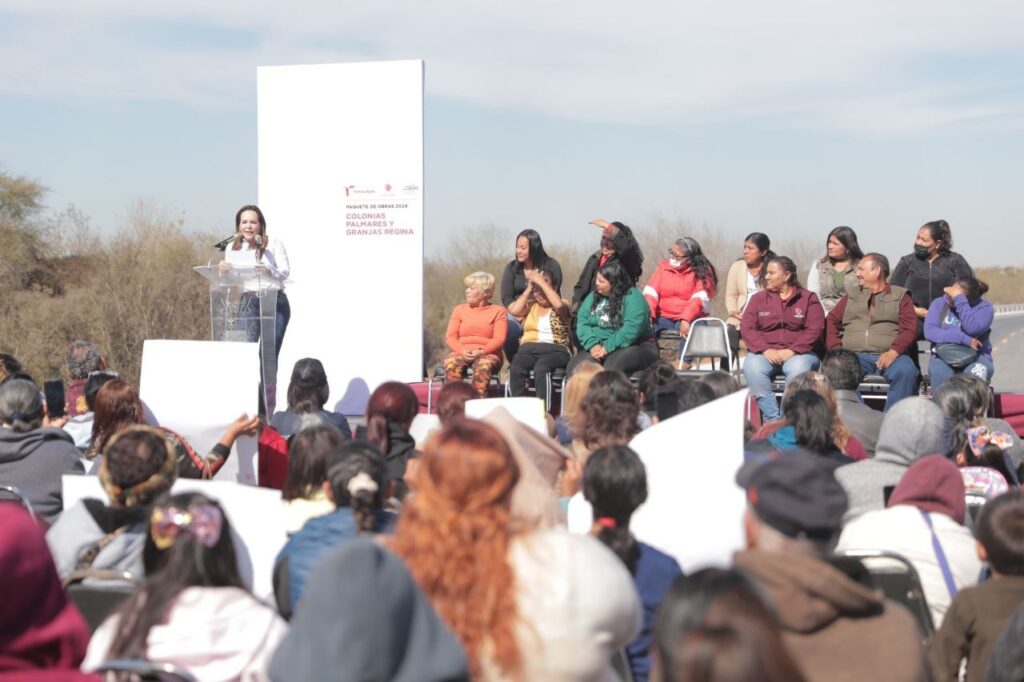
top-left (389, 419), bottom-right (640, 680)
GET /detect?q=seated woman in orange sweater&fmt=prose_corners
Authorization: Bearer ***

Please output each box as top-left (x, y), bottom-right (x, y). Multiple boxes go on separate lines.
top-left (444, 271), bottom-right (508, 397)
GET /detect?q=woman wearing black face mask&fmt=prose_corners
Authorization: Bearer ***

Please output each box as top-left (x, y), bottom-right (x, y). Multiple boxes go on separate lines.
top-left (890, 219), bottom-right (974, 336)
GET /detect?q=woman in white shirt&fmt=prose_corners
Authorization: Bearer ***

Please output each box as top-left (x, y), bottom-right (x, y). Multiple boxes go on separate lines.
top-left (724, 232), bottom-right (774, 367)
top-left (222, 205), bottom-right (291, 358)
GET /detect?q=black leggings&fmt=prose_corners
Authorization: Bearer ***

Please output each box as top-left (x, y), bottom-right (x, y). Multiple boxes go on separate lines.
top-left (567, 339), bottom-right (660, 377)
top-left (508, 343), bottom-right (571, 409)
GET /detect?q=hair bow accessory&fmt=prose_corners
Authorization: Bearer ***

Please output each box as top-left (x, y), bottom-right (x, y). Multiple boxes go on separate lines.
top-left (150, 504), bottom-right (223, 550)
top-left (966, 426), bottom-right (1013, 456)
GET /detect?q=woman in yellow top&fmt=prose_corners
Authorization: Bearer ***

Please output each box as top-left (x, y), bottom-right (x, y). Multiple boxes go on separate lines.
top-left (507, 269), bottom-right (572, 411)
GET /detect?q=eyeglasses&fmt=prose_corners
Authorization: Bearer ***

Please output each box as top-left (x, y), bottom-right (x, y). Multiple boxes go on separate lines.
top-left (667, 250), bottom-right (687, 259)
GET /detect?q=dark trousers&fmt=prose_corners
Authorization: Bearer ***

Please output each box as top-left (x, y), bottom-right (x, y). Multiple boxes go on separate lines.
top-left (509, 343), bottom-right (571, 409)
top-left (241, 291), bottom-right (291, 359)
top-left (241, 291), bottom-right (290, 417)
top-left (567, 339), bottom-right (660, 377)
top-left (723, 324), bottom-right (741, 370)
top-left (856, 352), bottom-right (919, 412)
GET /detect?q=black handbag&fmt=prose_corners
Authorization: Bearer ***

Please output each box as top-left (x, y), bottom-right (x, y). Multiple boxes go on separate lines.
top-left (934, 343), bottom-right (978, 370)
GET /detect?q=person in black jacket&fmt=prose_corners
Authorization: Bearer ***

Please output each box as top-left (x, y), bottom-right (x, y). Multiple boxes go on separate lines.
top-left (499, 229), bottom-right (563, 360)
top-left (890, 219), bottom-right (974, 338)
top-left (355, 381), bottom-right (419, 501)
top-left (571, 219), bottom-right (644, 348)
top-left (269, 358), bottom-right (352, 439)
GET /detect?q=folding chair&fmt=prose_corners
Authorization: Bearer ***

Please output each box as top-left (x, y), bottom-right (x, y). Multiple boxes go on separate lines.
top-left (94, 660), bottom-right (197, 682)
top-left (64, 569), bottom-right (138, 633)
top-left (678, 318), bottom-right (735, 373)
top-left (427, 365), bottom-right (501, 411)
top-left (504, 368), bottom-right (566, 413)
top-left (836, 549), bottom-right (935, 640)
top-left (767, 372), bottom-right (890, 411)
top-left (857, 374), bottom-right (892, 409)
top-left (966, 493), bottom-right (987, 526)
top-left (0, 483), bottom-right (34, 519)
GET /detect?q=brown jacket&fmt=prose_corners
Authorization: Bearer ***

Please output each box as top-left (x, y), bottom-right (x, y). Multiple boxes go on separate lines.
top-left (734, 549), bottom-right (926, 682)
top-left (928, 576), bottom-right (1024, 682)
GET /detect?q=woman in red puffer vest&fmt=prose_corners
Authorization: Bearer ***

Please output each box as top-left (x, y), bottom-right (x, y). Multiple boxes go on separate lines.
top-left (642, 237), bottom-right (718, 361)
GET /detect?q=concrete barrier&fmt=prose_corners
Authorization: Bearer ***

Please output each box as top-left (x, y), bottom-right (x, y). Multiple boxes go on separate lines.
top-left (994, 303), bottom-right (1024, 317)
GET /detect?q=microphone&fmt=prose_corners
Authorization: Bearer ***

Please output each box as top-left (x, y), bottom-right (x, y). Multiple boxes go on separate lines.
top-left (254, 234), bottom-right (263, 248)
top-left (213, 233), bottom-right (242, 250)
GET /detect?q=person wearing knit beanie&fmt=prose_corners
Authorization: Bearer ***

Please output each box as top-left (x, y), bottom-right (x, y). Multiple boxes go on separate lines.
top-left (46, 426), bottom-right (178, 581)
top-left (99, 426), bottom-right (177, 508)
top-left (888, 454), bottom-right (967, 523)
top-left (838, 455), bottom-right (981, 627)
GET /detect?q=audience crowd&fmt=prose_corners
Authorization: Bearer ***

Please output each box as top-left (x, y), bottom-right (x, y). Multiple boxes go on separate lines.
top-left (3, 217), bottom-right (1023, 682)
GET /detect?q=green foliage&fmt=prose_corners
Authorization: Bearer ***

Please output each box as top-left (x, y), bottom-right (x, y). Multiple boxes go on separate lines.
top-left (0, 172), bottom-right (51, 294)
top-left (0, 171), bottom-right (45, 222)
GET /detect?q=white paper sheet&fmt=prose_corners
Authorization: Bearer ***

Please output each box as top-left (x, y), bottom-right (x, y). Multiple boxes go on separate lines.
top-left (409, 413), bottom-right (441, 449)
top-left (62, 475), bottom-right (286, 601)
top-left (567, 390), bottom-right (749, 573)
top-left (139, 340), bottom-right (260, 485)
top-left (464, 397), bottom-right (547, 436)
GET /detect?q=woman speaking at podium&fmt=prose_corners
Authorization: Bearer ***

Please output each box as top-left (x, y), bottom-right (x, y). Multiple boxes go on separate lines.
top-left (220, 205), bottom-right (291, 358)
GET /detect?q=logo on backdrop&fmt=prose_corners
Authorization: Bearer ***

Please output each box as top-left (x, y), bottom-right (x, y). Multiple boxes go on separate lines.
top-left (343, 183), bottom-right (420, 198)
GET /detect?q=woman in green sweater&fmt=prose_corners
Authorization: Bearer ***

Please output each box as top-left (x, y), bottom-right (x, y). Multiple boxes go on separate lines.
top-left (568, 260), bottom-right (658, 377)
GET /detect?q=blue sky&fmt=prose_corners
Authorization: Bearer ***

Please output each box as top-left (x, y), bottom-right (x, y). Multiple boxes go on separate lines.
top-left (1, 1), bottom-right (1022, 265)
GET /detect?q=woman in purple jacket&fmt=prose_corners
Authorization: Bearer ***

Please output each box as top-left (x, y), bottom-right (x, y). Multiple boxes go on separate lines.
top-left (924, 275), bottom-right (994, 390)
top-left (741, 256), bottom-right (826, 422)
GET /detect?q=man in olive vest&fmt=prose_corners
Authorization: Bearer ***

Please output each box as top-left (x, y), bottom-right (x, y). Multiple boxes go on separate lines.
top-left (825, 253), bottom-right (919, 411)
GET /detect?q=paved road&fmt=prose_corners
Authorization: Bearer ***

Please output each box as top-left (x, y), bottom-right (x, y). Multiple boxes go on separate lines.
top-left (991, 313), bottom-right (1024, 393)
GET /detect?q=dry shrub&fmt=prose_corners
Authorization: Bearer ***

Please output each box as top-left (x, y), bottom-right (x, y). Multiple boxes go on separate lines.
top-left (0, 193), bottom-right (213, 386)
top-left (4, 166), bottom-right (1016, 386)
top-left (81, 203), bottom-right (213, 384)
top-left (974, 267), bottom-right (1024, 304)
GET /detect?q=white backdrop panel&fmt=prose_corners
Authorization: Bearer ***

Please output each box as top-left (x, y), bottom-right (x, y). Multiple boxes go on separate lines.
top-left (257, 60), bottom-right (424, 415)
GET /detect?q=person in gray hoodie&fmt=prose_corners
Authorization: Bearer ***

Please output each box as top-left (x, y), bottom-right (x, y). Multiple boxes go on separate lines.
top-left (0, 378), bottom-right (83, 523)
top-left (47, 425), bottom-right (177, 580)
top-left (835, 396), bottom-right (946, 521)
